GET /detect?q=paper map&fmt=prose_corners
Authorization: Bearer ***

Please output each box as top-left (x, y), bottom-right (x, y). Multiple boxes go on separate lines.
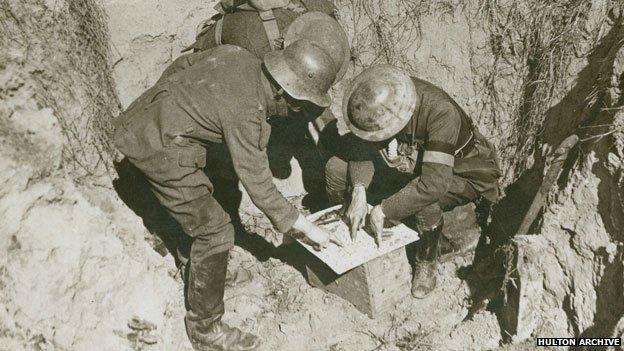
top-left (298, 205), bottom-right (420, 274)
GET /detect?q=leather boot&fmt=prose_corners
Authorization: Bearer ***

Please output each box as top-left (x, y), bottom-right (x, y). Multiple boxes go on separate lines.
top-left (411, 219), bottom-right (443, 299)
top-left (185, 251), bottom-right (260, 351)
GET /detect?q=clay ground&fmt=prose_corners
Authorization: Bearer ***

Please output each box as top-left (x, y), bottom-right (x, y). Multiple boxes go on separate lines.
top-left (146, 189), bottom-right (503, 351)
top-left (227, 210), bottom-right (501, 351)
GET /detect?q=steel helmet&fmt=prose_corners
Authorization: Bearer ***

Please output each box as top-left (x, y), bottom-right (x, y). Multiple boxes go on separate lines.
top-left (342, 65), bottom-right (418, 142)
top-left (264, 38), bottom-right (337, 107)
top-left (284, 11), bottom-right (350, 83)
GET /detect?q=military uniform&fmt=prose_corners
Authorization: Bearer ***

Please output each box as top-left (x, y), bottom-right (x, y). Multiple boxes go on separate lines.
top-left (112, 45), bottom-right (299, 345)
top-left (325, 77), bottom-right (501, 231)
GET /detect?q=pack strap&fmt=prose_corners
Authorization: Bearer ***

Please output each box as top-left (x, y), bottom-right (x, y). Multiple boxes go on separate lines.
top-left (258, 9), bottom-right (280, 50)
top-left (214, 17), bottom-right (224, 45)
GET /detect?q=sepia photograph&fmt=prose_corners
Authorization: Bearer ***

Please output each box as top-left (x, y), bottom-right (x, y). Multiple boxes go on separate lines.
top-left (0, 0), bottom-right (622, 350)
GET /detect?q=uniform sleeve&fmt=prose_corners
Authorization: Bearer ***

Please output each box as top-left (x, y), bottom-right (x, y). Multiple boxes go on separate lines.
top-left (344, 134), bottom-right (376, 188)
top-left (349, 161), bottom-right (374, 188)
top-left (381, 103), bottom-right (460, 220)
top-left (223, 113), bottom-right (300, 233)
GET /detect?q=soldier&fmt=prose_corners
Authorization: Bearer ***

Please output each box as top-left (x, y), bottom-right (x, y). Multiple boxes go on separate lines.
top-left (186, 2), bottom-right (351, 208)
top-left (324, 65), bottom-right (502, 299)
top-left (112, 40), bottom-right (343, 350)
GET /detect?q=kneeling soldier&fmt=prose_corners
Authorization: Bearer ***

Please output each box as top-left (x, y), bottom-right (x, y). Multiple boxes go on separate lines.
top-left (325, 65), bottom-right (501, 299)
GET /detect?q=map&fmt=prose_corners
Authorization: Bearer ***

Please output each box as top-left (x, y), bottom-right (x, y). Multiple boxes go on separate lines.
top-left (298, 205), bottom-right (420, 274)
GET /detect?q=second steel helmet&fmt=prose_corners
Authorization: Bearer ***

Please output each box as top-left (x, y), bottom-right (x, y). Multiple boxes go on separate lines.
top-left (342, 65), bottom-right (418, 141)
top-left (264, 38), bottom-right (337, 107)
top-left (284, 11), bottom-right (350, 83)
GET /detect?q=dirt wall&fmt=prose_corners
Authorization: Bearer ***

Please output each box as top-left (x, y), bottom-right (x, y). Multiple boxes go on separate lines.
top-left (0, 1), bottom-right (191, 349)
top-left (0, 117), bottom-right (187, 350)
top-left (105, 0), bottom-right (215, 109)
top-left (0, 0), bottom-right (120, 179)
top-left (509, 24), bottom-right (624, 341)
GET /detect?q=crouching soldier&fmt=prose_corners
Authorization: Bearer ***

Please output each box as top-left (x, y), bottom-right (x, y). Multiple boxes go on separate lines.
top-left (325, 65), bottom-right (501, 299)
top-left (113, 40), bottom-right (342, 350)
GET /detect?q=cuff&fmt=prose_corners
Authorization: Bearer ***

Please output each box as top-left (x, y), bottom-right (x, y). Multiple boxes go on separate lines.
top-left (274, 204), bottom-right (300, 234)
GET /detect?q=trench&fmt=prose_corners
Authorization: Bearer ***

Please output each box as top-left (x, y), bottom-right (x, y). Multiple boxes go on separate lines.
top-left (1, 0), bottom-right (623, 349)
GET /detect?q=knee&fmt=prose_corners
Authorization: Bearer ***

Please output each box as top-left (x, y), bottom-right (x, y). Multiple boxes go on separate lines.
top-left (325, 156), bottom-right (348, 204)
top-left (325, 156), bottom-right (347, 186)
top-left (190, 222), bottom-right (235, 261)
top-left (415, 204), bottom-right (443, 232)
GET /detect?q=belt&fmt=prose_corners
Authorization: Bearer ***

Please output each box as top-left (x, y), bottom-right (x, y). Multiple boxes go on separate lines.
top-left (454, 131), bottom-right (475, 158)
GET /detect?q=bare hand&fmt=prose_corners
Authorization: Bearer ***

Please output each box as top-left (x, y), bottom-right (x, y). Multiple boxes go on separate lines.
top-left (304, 223), bottom-right (331, 251)
top-left (368, 205), bottom-right (385, 248)
top-left (346, 185), bottom-right (368, 241)
top-left (292, 214), bottom-right (345, 251)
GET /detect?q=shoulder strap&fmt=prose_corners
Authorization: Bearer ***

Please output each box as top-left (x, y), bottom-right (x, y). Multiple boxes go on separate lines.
top-left (258, 10), bottom-right (280, 50)
top-left (214, 17), bottom-right (224, 45)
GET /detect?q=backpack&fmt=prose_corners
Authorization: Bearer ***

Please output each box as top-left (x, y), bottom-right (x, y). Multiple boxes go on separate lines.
top-left (183, 0), bottom-right (337, 58)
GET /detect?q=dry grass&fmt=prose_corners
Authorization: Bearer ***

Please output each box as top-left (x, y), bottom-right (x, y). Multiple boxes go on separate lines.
top-left (496, 242), bottom-right (518, 305)
top-left (335, 0), bottom-right (460, 74)
top-left (353, 313), bottom-right (434, 350)
top-left (0, 0), bottom-right (120, 181)
top-left (473, 0), bottom-right (613, 180)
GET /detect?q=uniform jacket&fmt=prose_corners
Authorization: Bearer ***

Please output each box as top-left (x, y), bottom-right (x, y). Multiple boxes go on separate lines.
top-left (114, 46), bottom-right (299, 233)
top-left (348, 77), bottom-right (501, 221)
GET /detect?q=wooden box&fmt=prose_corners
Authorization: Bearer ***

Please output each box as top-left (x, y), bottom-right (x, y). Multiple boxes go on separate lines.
top-left (305, 247), bottom-right (412, 318)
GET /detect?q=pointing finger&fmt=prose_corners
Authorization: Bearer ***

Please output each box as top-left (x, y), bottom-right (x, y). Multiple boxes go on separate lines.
top-left (350, 222), bottom-right (358, 241)
top-left (357, 216), bottom-right (365, 230)
top-left (375, 227), bottom-right (382, 249)
top-left (330, 236), bottom-right (345, 247)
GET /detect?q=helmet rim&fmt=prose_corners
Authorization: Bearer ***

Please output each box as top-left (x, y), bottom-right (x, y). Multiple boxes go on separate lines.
top-left (264, 46), bottom-right (332, 107)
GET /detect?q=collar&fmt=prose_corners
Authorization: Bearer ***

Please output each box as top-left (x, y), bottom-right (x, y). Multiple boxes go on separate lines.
top-left (260, 70), bottom-right (289, 118)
